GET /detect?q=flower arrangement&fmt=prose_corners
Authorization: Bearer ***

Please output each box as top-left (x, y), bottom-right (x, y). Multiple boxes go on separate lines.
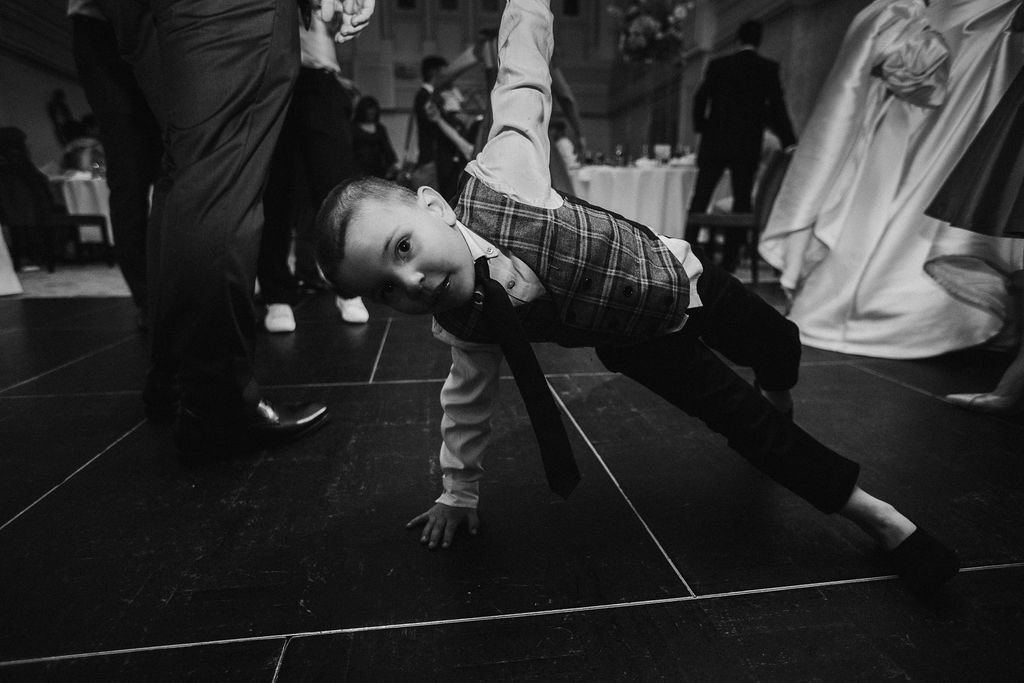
top-left (609, 0), bottom-right (696, 63)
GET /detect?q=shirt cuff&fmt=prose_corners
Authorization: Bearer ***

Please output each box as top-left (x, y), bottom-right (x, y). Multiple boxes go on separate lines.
top-left (436, 478), bottom-right (480, 508)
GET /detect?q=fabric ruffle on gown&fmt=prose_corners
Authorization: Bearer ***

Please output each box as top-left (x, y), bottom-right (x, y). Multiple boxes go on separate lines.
top-left (923, 63), bottom-right (1024, 334)
top-left (759, 0), bottom-right (1024, 359)
top-left (926, 66), bottom-right (1024, 237)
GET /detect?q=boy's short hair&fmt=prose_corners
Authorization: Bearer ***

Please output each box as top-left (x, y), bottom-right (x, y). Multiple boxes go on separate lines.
top-left (420, 55), bottom-right (448, 82)
top-left (737, 20), bottom-right (762, 47)
top-left (315, 176), bottom-right (418, 292)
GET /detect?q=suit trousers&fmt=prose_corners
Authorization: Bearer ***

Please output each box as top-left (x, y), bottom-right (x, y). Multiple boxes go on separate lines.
top-left (260, 67), bottom-right (357, 303)
top-left (71, 14), bottom-right (163, 312)
top-left (101, 0), bottom-right (300, 416)
top-left (686, 147), bottom-right (760, 269)
top-left (596, 261), bottom-right (860, 514)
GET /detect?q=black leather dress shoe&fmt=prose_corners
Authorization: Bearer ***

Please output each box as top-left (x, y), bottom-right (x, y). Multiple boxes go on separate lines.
top-left (173, 399), bottom-right (328, 460)
top-left (888, 527), bottom-right (960, 596)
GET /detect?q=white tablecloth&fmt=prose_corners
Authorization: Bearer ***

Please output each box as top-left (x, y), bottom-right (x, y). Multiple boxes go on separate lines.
top-left (61, 176), bottom-right (113, 244)
top-left (0, 229), bottom-right (22, 295)
top-left (569, 164), bottom-right (699, 239)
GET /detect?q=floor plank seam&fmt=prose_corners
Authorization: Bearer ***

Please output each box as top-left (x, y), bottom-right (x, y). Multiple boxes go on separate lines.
top-left (0, 389), bottom-right (141, 400)
top-left (549, 381), bottom-right (697, 597)
top-left (797, 359), bottom-right (863, 367)
top-left (5, 563), bottom-right (1021, 670)
top-left (0, 337), bottom-right (136, 396)
top-left (270, 635), bottom-right (292, 682)
top-left (368, 317), bottom-right (392, 384)
top-left (853, 363), bottom-right (1024, 426)
top-left (0, 419), bottom-right (146, 534)
top-left (851, 363), bottom-right (947, 401)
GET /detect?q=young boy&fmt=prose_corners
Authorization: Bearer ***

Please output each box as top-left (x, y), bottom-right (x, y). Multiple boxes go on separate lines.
top-left (316, 0), bottom-right (958, 594)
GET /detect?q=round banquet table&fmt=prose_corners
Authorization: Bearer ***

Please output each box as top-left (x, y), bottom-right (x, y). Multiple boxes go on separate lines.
top-left (568, 163), bottom-right (699, 239)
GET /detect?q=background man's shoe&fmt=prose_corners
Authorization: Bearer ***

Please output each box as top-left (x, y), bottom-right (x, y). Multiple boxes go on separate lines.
top-left (264, 303), bottom-right (296, 333)
top-left (173, 400), bottom-right (328, 459)
top-left (336, 296), bottom-right (369, 324)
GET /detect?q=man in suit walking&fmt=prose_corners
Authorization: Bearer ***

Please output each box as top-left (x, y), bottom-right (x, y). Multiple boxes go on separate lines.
top-left (412, 56), bottom-right (448, 192)
top-left (687, 20), bottom-right (797, 273)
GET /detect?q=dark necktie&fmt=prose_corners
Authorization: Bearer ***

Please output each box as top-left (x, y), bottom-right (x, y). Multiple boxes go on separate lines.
top-left (473, 256), bottom-right (581, 498)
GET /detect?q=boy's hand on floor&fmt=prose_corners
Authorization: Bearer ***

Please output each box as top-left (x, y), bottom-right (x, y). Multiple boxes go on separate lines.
top-left (407, 503), bottom-right (479, 549)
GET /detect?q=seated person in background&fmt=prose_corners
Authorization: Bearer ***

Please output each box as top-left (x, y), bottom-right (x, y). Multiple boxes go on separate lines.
top-left (315, 0), bottom-right (959, 597)
top-left (59, 116), bottom-right (105, 175)
top-left (351, 96), bottom-right (399, 180)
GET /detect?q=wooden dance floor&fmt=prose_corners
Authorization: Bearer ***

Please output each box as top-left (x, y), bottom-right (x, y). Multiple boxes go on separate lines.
top-left (1, 288), bottom-right (1023, 680)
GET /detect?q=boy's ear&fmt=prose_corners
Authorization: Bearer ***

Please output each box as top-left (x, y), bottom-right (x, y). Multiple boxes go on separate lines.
top-left (417, 185), bottom-right (457, 226)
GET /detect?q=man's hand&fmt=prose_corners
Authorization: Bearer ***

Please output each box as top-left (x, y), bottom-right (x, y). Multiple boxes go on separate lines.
top-left (317, 0), bottom-right (376, 43)
top-left (334, 75), bottom-right (361, 99)
top-left (423, 100), bottom-right (441, 123)
top-left (406, 503), bottom-right (480, 549)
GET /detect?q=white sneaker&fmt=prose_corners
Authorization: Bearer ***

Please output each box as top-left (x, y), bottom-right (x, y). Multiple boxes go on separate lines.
top-left (264, 303), bottom-right (296, 333)
top-left (336, 296), bottom-right (369, 324)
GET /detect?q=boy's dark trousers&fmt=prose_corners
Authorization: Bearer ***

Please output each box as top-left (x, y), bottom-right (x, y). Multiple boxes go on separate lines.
top-left (595, 261), bottom-right (860, 513)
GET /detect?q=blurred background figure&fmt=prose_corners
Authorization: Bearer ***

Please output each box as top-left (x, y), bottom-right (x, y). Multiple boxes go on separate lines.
top-left (259, 6), bottom-right (369, 332)
top-left (550, 119), bottom-right (579, 172)
top-left (58, 115), bottom-right (106, 176)
top-left (351, 95), bottom-right (399, 180)
top-left (432, 83), bottom-right (476, 200)
top-left (687, 19), bottom-right (797, 273)
top-left (46, 88), bottom-right (77, 147)
top-left (409, 55), bottom-right (448, 194)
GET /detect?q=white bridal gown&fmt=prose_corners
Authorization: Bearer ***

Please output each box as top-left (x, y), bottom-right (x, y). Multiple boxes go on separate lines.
top-left (759, 0), bottom-right (1024, 359)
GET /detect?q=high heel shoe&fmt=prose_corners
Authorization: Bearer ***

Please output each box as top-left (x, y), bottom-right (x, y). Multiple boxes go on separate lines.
top-left (945, 392), bottom-right (1020, 415)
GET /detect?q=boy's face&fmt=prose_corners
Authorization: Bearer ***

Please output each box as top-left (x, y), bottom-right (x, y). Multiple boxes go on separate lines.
top-left (335, 187), bottom-right (476, 315)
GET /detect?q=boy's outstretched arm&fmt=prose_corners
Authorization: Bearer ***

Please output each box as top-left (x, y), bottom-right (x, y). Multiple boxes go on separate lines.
top-left (408, 342), bottom-right (501, 549)
top-left (467, 0), bottom-right (558, 208)
top-left (409, 0), bottom-right (556, 550)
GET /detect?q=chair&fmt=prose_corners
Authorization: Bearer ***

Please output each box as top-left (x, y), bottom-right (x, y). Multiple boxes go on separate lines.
top-left (0, 127), bottom-right (112, 273)
top-left (684, 149), bottom-right (793, 285)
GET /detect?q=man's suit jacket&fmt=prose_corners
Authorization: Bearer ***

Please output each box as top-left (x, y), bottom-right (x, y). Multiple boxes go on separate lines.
top-left (693, 49), bottom-right (797, 163)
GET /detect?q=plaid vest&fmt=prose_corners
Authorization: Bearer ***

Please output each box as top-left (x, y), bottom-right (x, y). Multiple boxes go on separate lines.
top-left (434, 174), bottom-right (691, 348)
